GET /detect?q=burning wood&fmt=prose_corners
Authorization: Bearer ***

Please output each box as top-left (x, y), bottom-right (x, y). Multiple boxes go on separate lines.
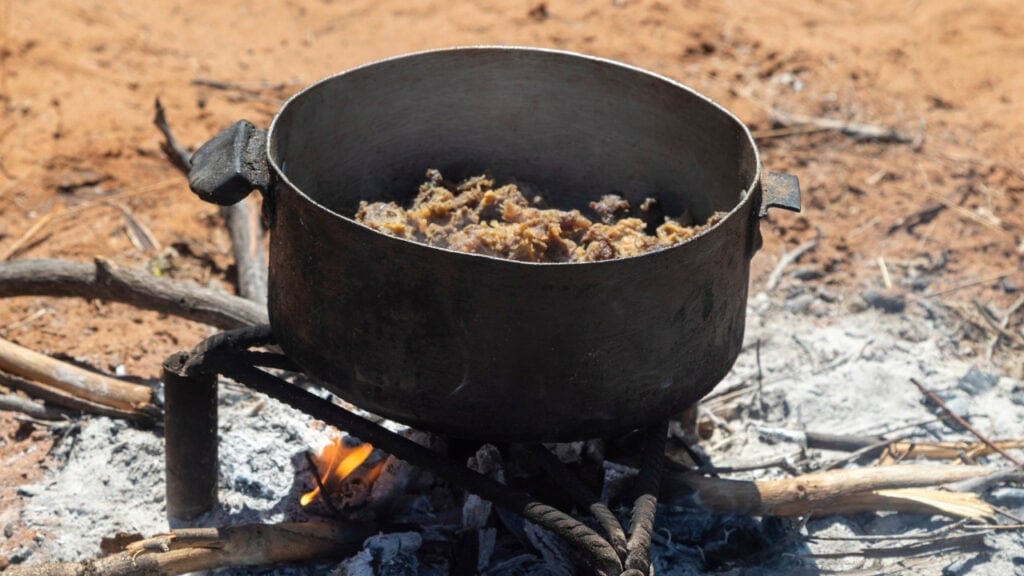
top-left (300, 429), bottom-right (387, 508)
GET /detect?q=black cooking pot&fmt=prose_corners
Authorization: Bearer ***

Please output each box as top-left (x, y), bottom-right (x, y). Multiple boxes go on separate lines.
top-left (189, 47), bottom-right (800, 442)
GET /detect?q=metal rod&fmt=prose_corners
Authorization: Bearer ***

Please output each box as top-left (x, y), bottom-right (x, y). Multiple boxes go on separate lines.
top-left (163, 351), bottom-right (218, 520)
top-left (520, 444), bottom-right (629, 561)
top-left (205, 347), bottom-right (623, 576)
top-left (624, 421), bottom-right (669, 574)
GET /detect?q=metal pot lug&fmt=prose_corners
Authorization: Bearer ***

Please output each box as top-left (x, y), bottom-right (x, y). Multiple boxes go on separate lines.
top-left (188, 120), bottom-right (270, 207)
top-left (759, 172), bottom-right (802, 218)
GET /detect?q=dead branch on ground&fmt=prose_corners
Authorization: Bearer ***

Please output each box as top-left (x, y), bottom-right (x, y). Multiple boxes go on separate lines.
top-left (880, 439), bottom-right (1024, 465)
top-left (0, 369), bottom-right (154, 423)
top-left (765, 237), bottom-right (819, 291)
top-left (0, 336), bottom-right (154, 413)
top-left (0, 258), bottom-right (268, 329)
top-left (153, 98), bottom-right (191, 174)
top-left (662, 464), bottom-right (999, 520)
top-left (3, 521), bottom-right (374, 576)
top-left (770, 109), bottom-right (912, 143)
top-left (220, 197), bottom-right (268, 303)
top-left (910, 378), bottom-right (1023, 467)
top-left (0, 392), bottom-right (67, 421)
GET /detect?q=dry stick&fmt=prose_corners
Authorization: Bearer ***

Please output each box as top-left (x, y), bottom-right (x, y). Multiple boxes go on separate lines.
top-left (765, 237), bottom-right (819, 291)
top-left (154, 97), bottom-right (269, 303)
top-left (192, 77), bottom-right (294, 95)
top-left (749, 124), bottom-right (832, 139)
top-left (2, 521), bottom-right (374, 576)
top-left (220, 197), bottom-right (268, 303)
top-left (910, 378), bottom-right (1023, 467)
top-left (0, 392), bottom-right (66, 420)
top-left (0, 336), bottom-right (152, 412)
top-left (153, 97), bottom-right (191, 173)
top-left (0, 258), bottom-right (268, 329)
top-left (0, 179), bottom-right (180, 262)
top-left (920, 268), bottom-right (1024, 299)
top-left (820, 433), bottom-right (916, 471)
top-left (972, 299), bottom-right (1024, 348)
top-left (1, 208), bottom-right (62, 261)
top-left (0, 369), bottom-right (151, 422)
top-left (661, 464), bottom-right (994, 518)
top-left (877, 257), bottom-right (893, 289)
top-left (770, 109), bottom-right (912, 143)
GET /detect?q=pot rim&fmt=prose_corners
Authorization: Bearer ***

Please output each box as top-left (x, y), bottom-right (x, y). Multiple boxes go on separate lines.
top-left (266, 45), bottom-right (763, 267)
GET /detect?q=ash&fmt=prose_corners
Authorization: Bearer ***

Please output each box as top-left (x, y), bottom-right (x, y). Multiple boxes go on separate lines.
top-left (9, 296), bottom-right (1024, 574)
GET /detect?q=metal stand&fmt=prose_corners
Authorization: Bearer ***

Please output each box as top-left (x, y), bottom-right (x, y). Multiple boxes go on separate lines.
top-left (163, 325), bottom-right (667, 575)
top-left (162, 351), bottom-right (218, 520)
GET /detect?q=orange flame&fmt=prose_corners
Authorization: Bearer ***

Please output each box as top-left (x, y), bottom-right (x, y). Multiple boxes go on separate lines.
top-left (300, 434), bottom-right (376, 507)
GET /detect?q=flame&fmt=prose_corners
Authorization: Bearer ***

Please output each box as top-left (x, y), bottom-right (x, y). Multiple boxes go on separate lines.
top-left (362, 460), bottom-right (387, 485)
top-left (300, 434), bottom-right (377, 507)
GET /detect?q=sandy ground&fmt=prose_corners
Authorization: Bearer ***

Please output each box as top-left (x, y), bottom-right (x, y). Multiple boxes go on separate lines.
top-left (1, 0), bottom-right (1023, 573)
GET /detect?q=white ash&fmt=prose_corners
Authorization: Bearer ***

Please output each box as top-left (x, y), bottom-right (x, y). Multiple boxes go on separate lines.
top-left (8, 297), bottom-right (1024, 574)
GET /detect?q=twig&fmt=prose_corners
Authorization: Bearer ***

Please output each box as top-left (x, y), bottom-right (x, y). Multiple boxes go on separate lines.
top-left (771, 109), bottom-right (912, 143)
top-left (303, 452), bottom-right (342, 518)
top-left (153, 97), bottom-right (191, 174)
top-left (1, 208), bottom-right (62, 261)
top-left (1004, 294), bottom-right (1024, 325)
top-left (3, 522), bottom-right (374, 576)
top-left (750, 124), bottom-right (832, 139)
top-left (0, 179), bottom-right (179, 261)
top-left (0, 336), bottom-right (154, 412)
top-left (920, 268), bottom-right (1024, 298)
top-left (880, 439), bottom-right (1024, 466)
top-left (765, 237), bottom-right (819, 291)
top-left (0, 258), bottom-right (268, 329)
top-left (910, 378), bottom-right (1023, 467)
top-left (820, 435), bottom-right (910, 471)
top-left (916, 163), bottom-right (1004, 233)
top-left (0, 392), bottom-right (66, 420)
top-left (112, 202), bottom-right (160, 253)
top-left (877, 257), bottom-right (893, 289)
top-left (698, 452), bottom-right (802, 475)
top-left (192, 77), bottom-right (293, 95)
top-left (972, 299), bottom-right (1024, 348)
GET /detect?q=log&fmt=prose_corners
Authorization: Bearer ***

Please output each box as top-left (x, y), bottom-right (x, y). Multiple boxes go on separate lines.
top-left (0, 336), bottom-right (153, 412)
top-left (3, 522), bottom-right (374, 576)
top-left (662, 464), bottom-right (997, 519)
top-left (0, 369), bottom-right (154, 422)
top-left (0, 258), bottom-right (268, 329)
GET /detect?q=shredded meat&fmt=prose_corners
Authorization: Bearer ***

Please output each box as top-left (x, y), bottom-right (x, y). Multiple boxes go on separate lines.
top-left (354, 169), bottom-right (726, 262)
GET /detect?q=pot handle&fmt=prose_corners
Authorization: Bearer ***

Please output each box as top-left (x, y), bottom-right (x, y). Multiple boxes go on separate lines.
top-left (758, 172), bottom-right (801, 218)
top-left (188, 120), bottom-right (270, 206)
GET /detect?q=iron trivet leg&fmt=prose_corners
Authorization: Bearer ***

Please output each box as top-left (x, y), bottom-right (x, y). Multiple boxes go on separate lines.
top-left (162, 351), bottom-right (217, 520)
top-left (164, 326), bottom-right (669, 575)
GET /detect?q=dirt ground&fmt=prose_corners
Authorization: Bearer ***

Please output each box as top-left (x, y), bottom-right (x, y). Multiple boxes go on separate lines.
top-left (1, 0), bottom-right (1022, 571)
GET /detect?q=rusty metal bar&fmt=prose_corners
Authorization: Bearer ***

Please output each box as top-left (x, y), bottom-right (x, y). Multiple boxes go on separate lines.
top-left (624, 421), bottom-right (669, 574)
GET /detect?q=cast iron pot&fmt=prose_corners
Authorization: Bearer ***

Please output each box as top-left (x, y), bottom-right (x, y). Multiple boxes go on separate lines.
top-left (189, 47), bottom-right (800, 442)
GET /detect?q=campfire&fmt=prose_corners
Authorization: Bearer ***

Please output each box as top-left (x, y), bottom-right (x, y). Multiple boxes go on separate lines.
top-left (2, 44), bottom-right (1023, 576)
